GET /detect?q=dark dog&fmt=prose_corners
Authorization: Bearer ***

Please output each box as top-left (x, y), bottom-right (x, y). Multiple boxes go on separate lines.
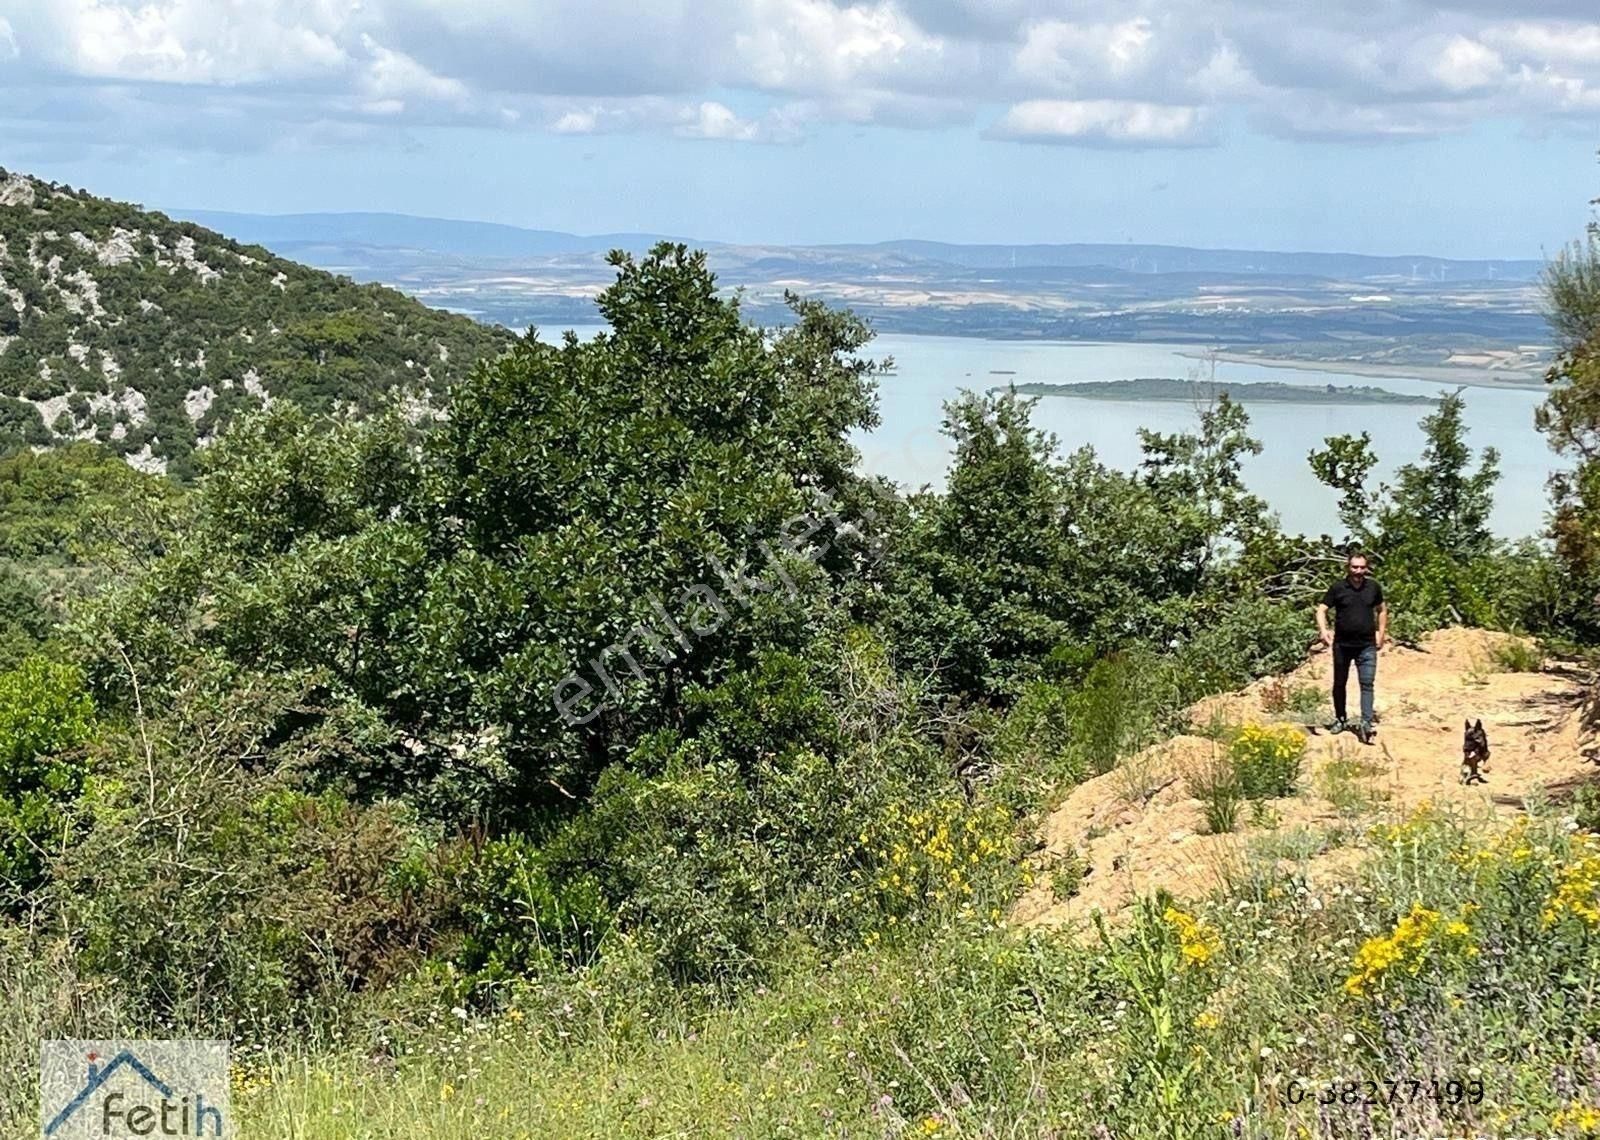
top-left (1461, 719), bottom-right (1490, 785)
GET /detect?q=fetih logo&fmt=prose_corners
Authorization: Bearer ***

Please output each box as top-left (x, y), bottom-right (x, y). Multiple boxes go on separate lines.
top-left (39, 1040), bottom-right (229, 1138)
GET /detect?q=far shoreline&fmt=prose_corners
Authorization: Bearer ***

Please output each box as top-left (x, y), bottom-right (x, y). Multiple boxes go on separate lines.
top-left (1179, 349), bottom-right (1551, 392)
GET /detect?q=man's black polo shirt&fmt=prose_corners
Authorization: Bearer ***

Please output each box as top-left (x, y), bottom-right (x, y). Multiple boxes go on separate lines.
top-left (1322, 577), bottom-right (1384, 647)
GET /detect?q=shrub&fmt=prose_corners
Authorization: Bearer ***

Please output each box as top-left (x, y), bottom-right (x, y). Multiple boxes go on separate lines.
top-left (1228, 722), bottom-right (1305, 799)
top-left (444, 834), bottom-right (611, 988)
top-left (542, 647), bottom-right (978, 990)
top-left (991, 677), bottom-right (1082, 808)
top-left (1068, 647), bottom-right (1180, 777)
top-left (1489, 635), bottom-right (1544, 673)
top-left (0, 657), bottom-right (94, 909)
top-left (1170, 594), bottom-right (1309, 702)
top-left (48, 668), bottom-right (448, 1038)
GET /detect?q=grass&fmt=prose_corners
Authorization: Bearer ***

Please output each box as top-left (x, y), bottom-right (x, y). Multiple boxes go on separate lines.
top-left (1491, 635), bottom-right (1545, 673)
top-left (198, 807), bottom-right (1600, 1138)
top-left (1316, 755), bottom-right (1389, 818)
top-left (1183, 744), bottom-right (1243, 834)
top-left (12, 805), bottom-right (1600, 1137)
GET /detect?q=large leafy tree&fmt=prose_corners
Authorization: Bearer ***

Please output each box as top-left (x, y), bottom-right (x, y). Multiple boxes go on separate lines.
top-left (1539, 207), bottom-right (1600, 580)
top-left (85, 244), bottom-right (884, 820)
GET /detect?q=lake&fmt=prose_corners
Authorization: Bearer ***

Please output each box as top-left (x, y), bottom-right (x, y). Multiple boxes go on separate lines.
top-left (541, 327), bottom-right (1561, 540)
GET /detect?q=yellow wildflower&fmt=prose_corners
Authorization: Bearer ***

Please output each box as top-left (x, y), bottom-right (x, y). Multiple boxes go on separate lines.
top-left (1163, 906), bottom-right (1222, 968)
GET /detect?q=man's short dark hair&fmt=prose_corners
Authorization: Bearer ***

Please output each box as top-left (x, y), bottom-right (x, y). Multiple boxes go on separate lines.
top-left (1347, 551), bottom-right (1371, 567)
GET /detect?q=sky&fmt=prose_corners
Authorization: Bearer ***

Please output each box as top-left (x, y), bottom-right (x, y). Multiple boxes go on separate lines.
top-left (1, 0), bottom-right (1598, 258)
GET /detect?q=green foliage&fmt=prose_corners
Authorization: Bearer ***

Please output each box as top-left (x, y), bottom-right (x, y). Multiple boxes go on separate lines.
top-left (0, 443), bottom-right (179, 564)
top-left (447, 835), bottom-right (610, 985)
top-left (1227, 723), bottom-right (1306, 799)
top-left (89, 245), bottom-right (883, 821)
top-left (1311, 392), bottom-right (1514, 635)
top-left (1168, 593), bottom-right (1310, 702)
top-left (0, 564), bottom-right (52, 670)
top-left (877, 389), bottom-right (1071, 699)
top-left (1307, 431), bottom-right (1380, 534)
top-left (0, 657), bottom-right (94, 907)
top-left (1186, 749), bottom-right (1244, 834)
top-left (1387, 392), bottom-right (1499, 561)
top-left (1489, 635), bottom-right (1544, 673)
top-left (49, 668), bottom-right (447, 1037)
top-left (887, 388), bottom-right (1278, 705)
top-left (541, 646), bottom-right (965, 990)
top-left (1136, 390), bottom-right (1270, 577)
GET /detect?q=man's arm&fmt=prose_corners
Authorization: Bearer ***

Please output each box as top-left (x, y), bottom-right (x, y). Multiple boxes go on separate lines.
top-left (1376, 602), bottom-right (1389, 649)
top-left (1316, 602), bottom-right (1333, 646)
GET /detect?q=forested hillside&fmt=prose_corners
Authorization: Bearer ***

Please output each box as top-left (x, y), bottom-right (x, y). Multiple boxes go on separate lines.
top-left (0, 170), bottom-right (515, 477)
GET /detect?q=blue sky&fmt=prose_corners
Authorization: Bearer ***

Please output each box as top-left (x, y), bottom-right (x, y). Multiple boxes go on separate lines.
top-left (2, 1), bottom-right (1598, 258)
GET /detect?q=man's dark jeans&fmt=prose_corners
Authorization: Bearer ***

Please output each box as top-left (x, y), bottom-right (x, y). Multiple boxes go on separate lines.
top-left (1332, 642), bottom-right (1377, 725)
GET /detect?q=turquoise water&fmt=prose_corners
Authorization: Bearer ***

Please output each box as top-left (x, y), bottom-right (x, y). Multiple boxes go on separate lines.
top-left (541, 327), bottom-right (1560, 540)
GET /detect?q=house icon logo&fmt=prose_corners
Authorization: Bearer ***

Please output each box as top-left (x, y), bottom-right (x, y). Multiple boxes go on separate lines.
top-left (39, 1040), bottom-right (230, 1138)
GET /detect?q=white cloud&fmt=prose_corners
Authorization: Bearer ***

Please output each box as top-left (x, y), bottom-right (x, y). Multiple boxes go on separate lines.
top-left (1428, 35), bottom-right (1503, 92)
top-left (988, 99), bottom-right (1209, 146)
top-left (357, 34), bottom-right (467, 106)
top-left (677, 101), bottom-right (761, 141)
top-left (1483, 21), bottom-right (1600, 66)
top-left (3, 0), bottom-right (1600, 152)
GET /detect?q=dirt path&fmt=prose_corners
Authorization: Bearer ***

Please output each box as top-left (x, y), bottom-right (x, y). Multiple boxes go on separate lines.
top-left (1012, 628), bottom-right (1595, 933)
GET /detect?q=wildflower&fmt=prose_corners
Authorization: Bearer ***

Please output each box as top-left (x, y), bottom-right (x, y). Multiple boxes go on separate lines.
top-left (1544, 854), bottom-right (1600, 929)
top-left (1163, 906), bottom-right (1223, 968)
top-left (1343, 902), bottom-right (1476, 996)
top-left (1193, 1010), bottom-right (1222, 1030)
top-left (1553, 1103), bottom-right (1600, 1134)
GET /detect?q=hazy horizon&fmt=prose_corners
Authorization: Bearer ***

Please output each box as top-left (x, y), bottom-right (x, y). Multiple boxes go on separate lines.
top-left (156, 203), bottom-right (1564, 264)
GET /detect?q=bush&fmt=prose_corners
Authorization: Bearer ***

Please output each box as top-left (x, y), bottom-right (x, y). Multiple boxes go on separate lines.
top-left (47, 668), bottom-right (448, 1038)
top-left (0, 657), bottom-right (94, 909)
top-left (991, 677), bottom-right (1082, 808)
top-left (444, 834), bottom-right (610, 989)
top-left (1067, 647), bottom-right (1181, 777)
top-left (1489, 635), bottom-right (1544, 673)
top-left (1170, 594), bottom-right (1309, 702)
top-left (1228, 722), bottom-right (1305, 799)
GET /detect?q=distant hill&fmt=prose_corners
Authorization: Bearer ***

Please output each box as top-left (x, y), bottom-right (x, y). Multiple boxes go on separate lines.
top-left (840, 240), bottom-right (1544, 282)
top-left (173, 209), bottom-right (1544, 284)
top-left (0, 172), bottom-right (517, 477)
top-left (180, 210), bottom-right (678, 261)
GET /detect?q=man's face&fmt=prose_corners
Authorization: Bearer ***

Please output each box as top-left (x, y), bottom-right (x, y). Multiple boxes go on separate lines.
top-left (1348, 559), bottom-right (1369, 582)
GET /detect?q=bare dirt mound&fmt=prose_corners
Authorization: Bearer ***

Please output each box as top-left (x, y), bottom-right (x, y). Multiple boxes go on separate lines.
top-left (1012, 627), bottom-right (1595, 934)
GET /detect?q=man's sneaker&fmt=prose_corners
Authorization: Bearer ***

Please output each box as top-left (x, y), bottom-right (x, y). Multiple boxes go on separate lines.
top-left (1324, 717), bottom-right (1348, 735)
top-left (1355, 721), bottom-right (1375, 745)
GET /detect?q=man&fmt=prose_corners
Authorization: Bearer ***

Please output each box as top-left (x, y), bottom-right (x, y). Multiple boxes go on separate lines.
top-left (1316, 552), bottom-right (1387, 744)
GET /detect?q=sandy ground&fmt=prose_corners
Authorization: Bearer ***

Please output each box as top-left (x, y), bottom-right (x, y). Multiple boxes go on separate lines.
top-left (1012, 628), bottom-right (1594, 935)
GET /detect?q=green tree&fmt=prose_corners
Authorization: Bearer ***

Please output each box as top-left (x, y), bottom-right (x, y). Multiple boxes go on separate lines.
top-left (86, 244), bottom-right (885, 821)
top-left (1538, 192), bottom-right (1600, 613)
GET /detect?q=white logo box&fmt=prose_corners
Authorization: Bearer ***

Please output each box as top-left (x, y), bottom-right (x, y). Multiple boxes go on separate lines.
top-left (39, 1040), bottom-right (230, 1138)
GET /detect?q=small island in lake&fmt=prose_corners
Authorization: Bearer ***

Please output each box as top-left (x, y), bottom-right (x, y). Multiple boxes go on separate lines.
top-left (998, 377), bottom-right (1439, 405)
